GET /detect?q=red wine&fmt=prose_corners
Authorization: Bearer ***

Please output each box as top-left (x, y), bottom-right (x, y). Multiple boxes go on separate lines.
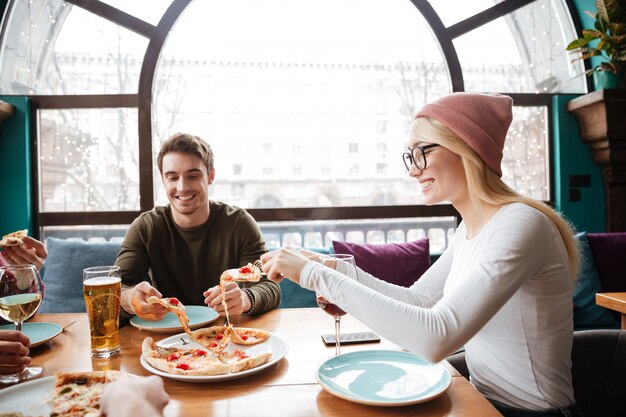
top-left (316, 295), bottom-right (346, 317)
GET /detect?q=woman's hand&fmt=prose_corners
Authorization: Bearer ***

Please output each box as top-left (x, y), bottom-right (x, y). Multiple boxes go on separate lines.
top-left (1, 236), bottom-right (48, 271)
top-left (260, 247), bottom-right (311, 285)
top-left (100, 375), bottom-right (169, 417)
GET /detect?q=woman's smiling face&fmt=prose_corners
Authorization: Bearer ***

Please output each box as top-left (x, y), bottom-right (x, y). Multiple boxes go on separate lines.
top-left (406, 139), bottom-right (468, 206)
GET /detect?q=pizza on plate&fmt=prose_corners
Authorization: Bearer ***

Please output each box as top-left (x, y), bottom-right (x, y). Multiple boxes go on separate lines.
top-left (49, 370), bottom-right (121, 417)
top-left (142, 337), bottom-right (272, 376)
top-left (0, 229), bottom-right (28, 247)
top-left (147, 296), bottom-right (192, 336)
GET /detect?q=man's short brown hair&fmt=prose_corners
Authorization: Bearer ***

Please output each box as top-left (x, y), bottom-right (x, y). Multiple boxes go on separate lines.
top-left (157, 133), bottom-right (214, 173)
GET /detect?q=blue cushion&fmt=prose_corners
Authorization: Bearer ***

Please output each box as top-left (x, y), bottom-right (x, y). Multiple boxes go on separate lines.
top-left (39, 238), bottom-right (121, 313)
top-left (572, 233), bottom-right (619, 330)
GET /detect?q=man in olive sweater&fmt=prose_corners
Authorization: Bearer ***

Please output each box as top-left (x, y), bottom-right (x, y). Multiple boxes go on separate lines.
top-left (116, 133), bottom-right (281, 321)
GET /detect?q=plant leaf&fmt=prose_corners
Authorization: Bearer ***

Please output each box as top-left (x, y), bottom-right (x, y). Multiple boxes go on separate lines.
top-left (599, 0), bottom-right (621, 24)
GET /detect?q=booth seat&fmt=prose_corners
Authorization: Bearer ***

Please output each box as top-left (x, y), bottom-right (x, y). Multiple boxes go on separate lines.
top-left (39, 233), bottom-right (625, 330)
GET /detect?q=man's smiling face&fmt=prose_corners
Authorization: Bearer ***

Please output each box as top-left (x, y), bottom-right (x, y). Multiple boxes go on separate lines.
top-left (161, 151), bottom-right (214, 228)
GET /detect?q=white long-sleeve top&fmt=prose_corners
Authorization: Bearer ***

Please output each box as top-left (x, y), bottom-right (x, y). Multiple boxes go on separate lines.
top-left (300, 203), bottom-right (575, 410)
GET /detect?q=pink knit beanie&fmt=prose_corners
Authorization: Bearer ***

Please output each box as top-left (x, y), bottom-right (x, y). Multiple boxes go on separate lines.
top-left (414, 92), bottom-right (513, 177)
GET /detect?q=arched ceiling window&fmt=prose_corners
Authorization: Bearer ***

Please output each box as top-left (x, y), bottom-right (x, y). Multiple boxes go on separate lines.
top-left (0, 0), bottom-right (586, 229)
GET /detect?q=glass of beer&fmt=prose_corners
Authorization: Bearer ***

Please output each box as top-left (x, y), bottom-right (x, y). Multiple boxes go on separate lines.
top-left (83, 266), bottom-right (121, 358)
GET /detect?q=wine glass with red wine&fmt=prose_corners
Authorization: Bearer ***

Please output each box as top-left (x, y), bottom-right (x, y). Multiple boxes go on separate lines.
top-left (317, 254), bottom-right (356, 356)
top-left (0, 264), bottom-right (44, 383)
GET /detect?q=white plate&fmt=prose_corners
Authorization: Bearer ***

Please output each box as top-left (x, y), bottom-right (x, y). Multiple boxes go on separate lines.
top-left (140, 331), bottom-right (288, 382)
top-left (130, 305), bottom-right (219, 333)
top-left (0, 322), bottom-right (63, 348)
top-left (0, 376), bottom-right (54, 415)
top-left (316, 350), bottom-right (452, 406)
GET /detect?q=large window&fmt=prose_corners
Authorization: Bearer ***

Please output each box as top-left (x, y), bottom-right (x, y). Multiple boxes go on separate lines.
top-left (0, 0), bottom-right (587, 247)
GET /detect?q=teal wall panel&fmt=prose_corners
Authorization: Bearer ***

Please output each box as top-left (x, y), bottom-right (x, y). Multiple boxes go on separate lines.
top-left (552, 95), bottom-right (605, 233)
top-left (0, 96), bottom-right (32, 235)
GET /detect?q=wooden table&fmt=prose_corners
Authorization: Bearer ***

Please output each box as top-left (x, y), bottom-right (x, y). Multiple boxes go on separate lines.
top-left (4, 308), bottom-right (501, 417)
top-left (596, 292), bottom-right (626, 329)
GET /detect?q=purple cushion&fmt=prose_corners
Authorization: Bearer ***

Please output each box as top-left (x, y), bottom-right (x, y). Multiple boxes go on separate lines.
top-left (586, 232), bottom-right (626, 293)
top-left (332, 239), bottom-right (430, 287)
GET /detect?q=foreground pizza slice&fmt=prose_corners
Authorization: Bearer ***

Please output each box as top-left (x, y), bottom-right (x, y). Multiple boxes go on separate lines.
top-left (50, 370), bottom-right (121, 417)
top-left (147, 296), bottom-right (192, 336)
top-left (142, 337), bottom-right (230, 376)
top-left (219, 263), bottom-right (262, 283)
top-left (229, 327), bottom-right (271, 346)
top-left (222, 349), bottom-right (273, 373)
top-left (0, 229), bottom-right (28, 247)
top-left (191, 325), bottom-right (232, 354)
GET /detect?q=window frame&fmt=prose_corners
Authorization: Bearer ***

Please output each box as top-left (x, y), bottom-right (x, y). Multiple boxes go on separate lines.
top-left (22, 0), bottom-right (582, 233)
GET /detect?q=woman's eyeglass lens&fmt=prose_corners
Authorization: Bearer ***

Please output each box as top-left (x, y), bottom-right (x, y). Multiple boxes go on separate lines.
top-left (402, 144), bottom-right (439, 171)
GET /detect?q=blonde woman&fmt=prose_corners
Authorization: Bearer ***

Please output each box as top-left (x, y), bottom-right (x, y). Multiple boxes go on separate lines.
top-left (261, 93), bottom-right (582, 417)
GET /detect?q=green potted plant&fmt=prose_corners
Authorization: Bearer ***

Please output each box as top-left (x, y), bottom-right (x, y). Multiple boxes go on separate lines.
top-left (566, 0), bottom-right (626, 89)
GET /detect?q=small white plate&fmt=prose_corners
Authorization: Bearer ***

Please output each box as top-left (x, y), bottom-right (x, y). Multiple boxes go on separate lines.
top-left (0, 376), bottom-right (54, 415)
top-left (0, 322), bottom-right (63, 348)
top-left (130, 305), bottom-right (219, 333)
top-left (316, 350), bottom-right (452, 406)
top-left (140, 331), bottom-right (288, 382)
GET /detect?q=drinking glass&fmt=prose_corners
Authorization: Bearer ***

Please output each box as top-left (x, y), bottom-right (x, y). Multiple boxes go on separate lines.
top-left (0, 264), bottom-right (44, 383)
top-left (317, 254), bottom-right (356, 356)
top-left (83, 266), bottom-right (121, 358)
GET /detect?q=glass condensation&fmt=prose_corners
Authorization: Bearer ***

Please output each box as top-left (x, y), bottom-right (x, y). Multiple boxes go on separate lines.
top-left (38, 108), bottom-right (140, 212)
top-left (501, 106), bottom-right (549, 201)
top-left (152, 0), bottom-right (449, 209)
top-left (0, 0), bottom-right (148, 95)
top-left (452, 0), bottom-right (586, 94)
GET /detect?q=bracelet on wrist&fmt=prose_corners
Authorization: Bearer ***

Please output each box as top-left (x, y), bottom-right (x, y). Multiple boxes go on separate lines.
top-left (241, 288), bottom-right (256, 316)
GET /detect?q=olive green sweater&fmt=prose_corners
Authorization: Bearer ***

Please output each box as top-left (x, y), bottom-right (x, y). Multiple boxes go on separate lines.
top-left (115, 202), bottom-right (280, 314)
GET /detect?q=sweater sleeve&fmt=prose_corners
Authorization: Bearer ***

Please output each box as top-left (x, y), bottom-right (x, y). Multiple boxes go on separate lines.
top-left (300, 210), bottom-right (552, 363)
top-left (235, 210), bottom-right (281, 314)
top-left (115, 218), bottom-right (151, 288)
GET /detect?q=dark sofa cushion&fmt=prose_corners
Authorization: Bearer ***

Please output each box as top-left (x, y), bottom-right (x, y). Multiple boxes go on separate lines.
top-left (40, 238), bottom-right (121, 313)
top-left (332, 239), bottom-right (430, 287)
top-left (573, 233), bottom-right (619, 330)
top-left (586, 232), bottom-right (626, 293)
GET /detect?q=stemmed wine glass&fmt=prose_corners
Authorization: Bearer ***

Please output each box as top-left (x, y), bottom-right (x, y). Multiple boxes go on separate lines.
top-left (317, 254), bottom-right (356, 356)
top-left (0, 264), bottom-right (44, 383)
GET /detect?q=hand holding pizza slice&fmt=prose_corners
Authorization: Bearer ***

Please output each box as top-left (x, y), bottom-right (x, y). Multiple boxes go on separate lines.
top-left (147, 296), bottom-right (192, 336)
top-left (219, 263), bottom-right (262, 283)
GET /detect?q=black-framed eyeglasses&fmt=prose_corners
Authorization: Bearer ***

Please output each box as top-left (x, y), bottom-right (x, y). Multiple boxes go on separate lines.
top-left (402, 144), bottom-right (440, 171)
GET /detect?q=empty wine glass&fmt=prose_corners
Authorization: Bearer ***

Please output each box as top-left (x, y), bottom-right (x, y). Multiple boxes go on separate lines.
top-left (317, 254), bottom-right (356, 356)
top-left (0, 264), bottom-right (44, 383)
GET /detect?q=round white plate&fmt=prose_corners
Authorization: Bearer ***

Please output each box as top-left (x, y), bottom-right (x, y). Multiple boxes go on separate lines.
top-left (130, 305), bottom-right (219, 333)
top-left (316, 350), bottom-right (452, 406)
top-left (140, 330), bottom-right (288, 382)
top-left (0, 322), bottom-right (63, 348)
top-left (0, 376), bottom-right (54, 415)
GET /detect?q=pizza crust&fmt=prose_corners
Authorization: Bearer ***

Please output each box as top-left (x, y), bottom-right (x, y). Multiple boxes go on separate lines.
top-left (142, 337), bottom-right (230, 376)
top-left (0, 229), bottom-right (27, 247)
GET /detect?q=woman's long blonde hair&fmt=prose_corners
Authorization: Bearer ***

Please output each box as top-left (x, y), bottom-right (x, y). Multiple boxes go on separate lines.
top-left (410, 117), bottom-right (581, 281)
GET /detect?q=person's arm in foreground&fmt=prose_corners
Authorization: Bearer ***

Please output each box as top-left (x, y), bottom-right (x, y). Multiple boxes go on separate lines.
top-left (0, 330), bottom-right (31, 375)
top-left (100, 375), bottom-right (169, 417)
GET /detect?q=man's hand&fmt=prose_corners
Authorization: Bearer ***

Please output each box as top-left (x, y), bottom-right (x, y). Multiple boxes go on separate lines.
top-left (203, 282), bottom-right (251, 316)
top-left (0, 330), bottom-right (31, 375)
top-left (121, 282), bottom-right (168, 321)
top-left (1, 236), bottom-right (48, 271)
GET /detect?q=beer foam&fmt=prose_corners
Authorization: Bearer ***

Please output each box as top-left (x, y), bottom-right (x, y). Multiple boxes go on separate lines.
top-left (83, 277), bottom-right (121, 286)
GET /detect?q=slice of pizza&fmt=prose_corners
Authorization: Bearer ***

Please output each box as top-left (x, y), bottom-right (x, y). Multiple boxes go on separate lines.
top-left (0, 229), bottom-right (28, 247)
top-left (142, 337), bottom-right (230, 376)
top-left (147, 296), bottom-right (192, 336)
top-left (219, 263), bottom-right (262, 283)
top-left (229, 327), bottom-right (271, 346)
top-left (221, 349), bottom-right (273, 373)
top-left (191, 325), bottom-right (232, 354)
top-left (49, 370), bottom-right (120, 417)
